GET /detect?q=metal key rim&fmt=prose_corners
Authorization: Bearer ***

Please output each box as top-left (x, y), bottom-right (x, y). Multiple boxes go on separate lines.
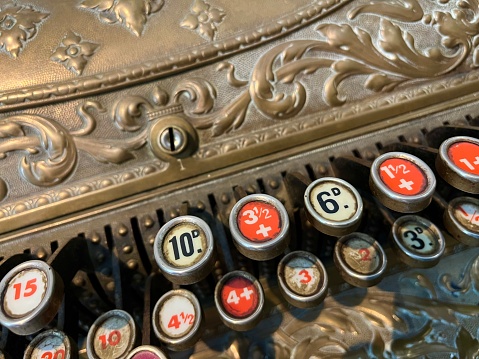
top-left (391, 215), bottom-right (445, 268)
top-left (86, 309), bottom-right (137, 359)
top-left (370, 152), bottom-right (436, 213)
top-left (277, 251), bottom-right (328, 308)
top-left (0, 260), bottom-right (64, 336)
top-left (229, 194), bottom-right (290, 260)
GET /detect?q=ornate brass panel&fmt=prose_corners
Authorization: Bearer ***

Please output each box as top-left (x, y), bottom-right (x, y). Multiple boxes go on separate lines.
top-left (0, 0), bottom-right (479, 357)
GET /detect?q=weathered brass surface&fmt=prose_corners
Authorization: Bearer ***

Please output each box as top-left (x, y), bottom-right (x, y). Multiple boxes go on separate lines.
top-left (1, 0), bottom-right (479, 357)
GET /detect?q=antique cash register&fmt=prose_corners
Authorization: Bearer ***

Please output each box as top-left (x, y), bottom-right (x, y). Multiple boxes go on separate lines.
top-left (0, 0), bottom-right (478, 357)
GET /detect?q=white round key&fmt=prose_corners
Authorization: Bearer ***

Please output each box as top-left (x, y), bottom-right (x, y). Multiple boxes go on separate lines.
top-left (152, 289), bottom-right (203, 351)
top-left (277, 251), bottom-right (328, 308)
top-left (23, 329), bottom-right (75, 359)
top-left (87, 310), bottom-right (137, 359)
top-left (304, 177), bottom-right (363, 236)
top-left (391, 215), bottom-right (445, 268)
top-left (0, 260), bottom-right (64, 335)
top-left (153, 216), bottom-right (215, 285)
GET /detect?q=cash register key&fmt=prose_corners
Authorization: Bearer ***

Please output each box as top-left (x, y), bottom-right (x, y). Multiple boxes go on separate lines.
top-left (391, 215), bottom-right (445, 268)
top-left (0, 260), bottom-right (64, 335)
top-left (86, 309), bottom-right (137, 359)
top-left (277, 251), bottom-right (328, 308)
top-left (23, 329), bottom-right (76, 359)
top-left (436, 136), bottom-right (479, 194)
top-left (153, 215), bottom-right (215, 285)
top-left (229, 194), bottom-right (290, 260)
top-left (444, 196), bottom-right (479, 246)
top-left (152, 289), bottom-right (203, 351)
top-left (214, 271), bottom-right (264, 331)
top-left (304, 177), bottom-right (363, 236)
top-left (334, 233), bottom-right (387, 287)
top-left (126, 346), bottom-right (169, 359)
top-left (370, 152), bottom-right (436, 213)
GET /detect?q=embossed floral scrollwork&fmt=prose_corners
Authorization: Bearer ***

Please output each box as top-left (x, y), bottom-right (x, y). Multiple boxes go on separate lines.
top-left (0, 100), bottom-right (153, 187)
top-left (0, 115), bottom-right (77, 186)
top-left (177, 0), bottom-right (479, 136)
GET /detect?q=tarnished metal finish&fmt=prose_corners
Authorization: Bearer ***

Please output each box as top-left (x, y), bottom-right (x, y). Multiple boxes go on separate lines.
top-left (1, 0), bottom-right (479, 358)
top-left (0, 0), bottom-right (477, 232)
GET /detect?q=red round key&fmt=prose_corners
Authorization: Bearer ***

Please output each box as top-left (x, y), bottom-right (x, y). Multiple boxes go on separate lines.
top-left (448, 142), bottom-right (479, 175)
top-left (378, 158), bottom-right (427, 195)
top-left (237, 201), bottom-right (281, 242)
top-left (220, 276), bottom-right (258, 318)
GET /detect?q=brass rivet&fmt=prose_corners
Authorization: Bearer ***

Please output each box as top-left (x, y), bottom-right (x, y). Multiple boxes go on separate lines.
top-left (118, 225), bottom-right (128, 236)
top-left (123, 245), bottom-right (133, 254)
top-left (91, 233), bottom-right (101, 244)
top-left (221, 194), bottom-right (230, 204)
top-left (144, 216), bottom-right (154, 228)
top-left (127, 259), bottom-right (138, 270)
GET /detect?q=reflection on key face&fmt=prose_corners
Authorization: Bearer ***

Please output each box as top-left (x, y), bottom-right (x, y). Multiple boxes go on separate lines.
top-left (341, 238), bottom-right (380, 275)
top-left (283, 256), bottom-right (321, 296)
top-left (453, 201), bottom-right (479, 232)
top-left (93, 315), bottom-right (132, 358)
top-left (31, 335), bottom-right (66, 359)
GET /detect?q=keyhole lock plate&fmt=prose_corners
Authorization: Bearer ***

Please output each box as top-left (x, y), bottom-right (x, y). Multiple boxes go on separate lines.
top-left (149, 116), bottom-right (199, 161)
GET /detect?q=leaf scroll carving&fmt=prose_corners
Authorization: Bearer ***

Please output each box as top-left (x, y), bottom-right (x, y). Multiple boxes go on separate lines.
top-left (177, 0), bottom-right (479, 136)
top-left (0, 100), bottom-right (154, 187)
top-left (80, 0), bottom-right (164, 36)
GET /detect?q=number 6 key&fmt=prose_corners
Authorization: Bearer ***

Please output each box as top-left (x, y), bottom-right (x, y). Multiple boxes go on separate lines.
top-left (153, 216), bottom-right (215, 285)
top-left (304, 177), bottom-right (363, 236)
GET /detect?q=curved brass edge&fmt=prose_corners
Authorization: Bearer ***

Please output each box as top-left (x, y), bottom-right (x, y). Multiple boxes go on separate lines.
top-left (0, 76), bottom-right (477, 237)
top-left (0, 0), bottom-right (349, 113)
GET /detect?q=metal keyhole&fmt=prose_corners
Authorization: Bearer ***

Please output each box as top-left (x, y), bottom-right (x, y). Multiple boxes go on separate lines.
top-left (159, 126), bottom-right (187, 154)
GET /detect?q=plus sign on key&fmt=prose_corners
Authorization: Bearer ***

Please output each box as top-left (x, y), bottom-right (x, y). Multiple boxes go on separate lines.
top-left (230, 194), bottom-right (290, 261)
top-left (370, 152), bottom-right (436, 213)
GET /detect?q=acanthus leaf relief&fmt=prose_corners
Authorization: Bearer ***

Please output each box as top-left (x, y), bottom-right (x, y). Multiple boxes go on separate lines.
top-left (80, 0), bottom-right (164, 36)
top-left (0, 100), bottom-right (152, 187)
top-left (0, 3), bottom-right (48, 58)
top-left (171, 0), bottom-right (479, 136)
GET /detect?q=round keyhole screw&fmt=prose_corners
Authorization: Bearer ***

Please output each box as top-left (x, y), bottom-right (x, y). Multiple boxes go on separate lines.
top-left (159, 126), bottom-right (187, 154)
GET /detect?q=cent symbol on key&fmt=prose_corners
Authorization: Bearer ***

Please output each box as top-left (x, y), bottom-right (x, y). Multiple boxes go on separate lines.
top-left (448, 140), bottom-right (479, 176)
top-left (238, 201), bottom-right (281, 242)
top-left (379, 158), bottom-right (426, 195)
top-left (221, 276), bottom-right (259, 319)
